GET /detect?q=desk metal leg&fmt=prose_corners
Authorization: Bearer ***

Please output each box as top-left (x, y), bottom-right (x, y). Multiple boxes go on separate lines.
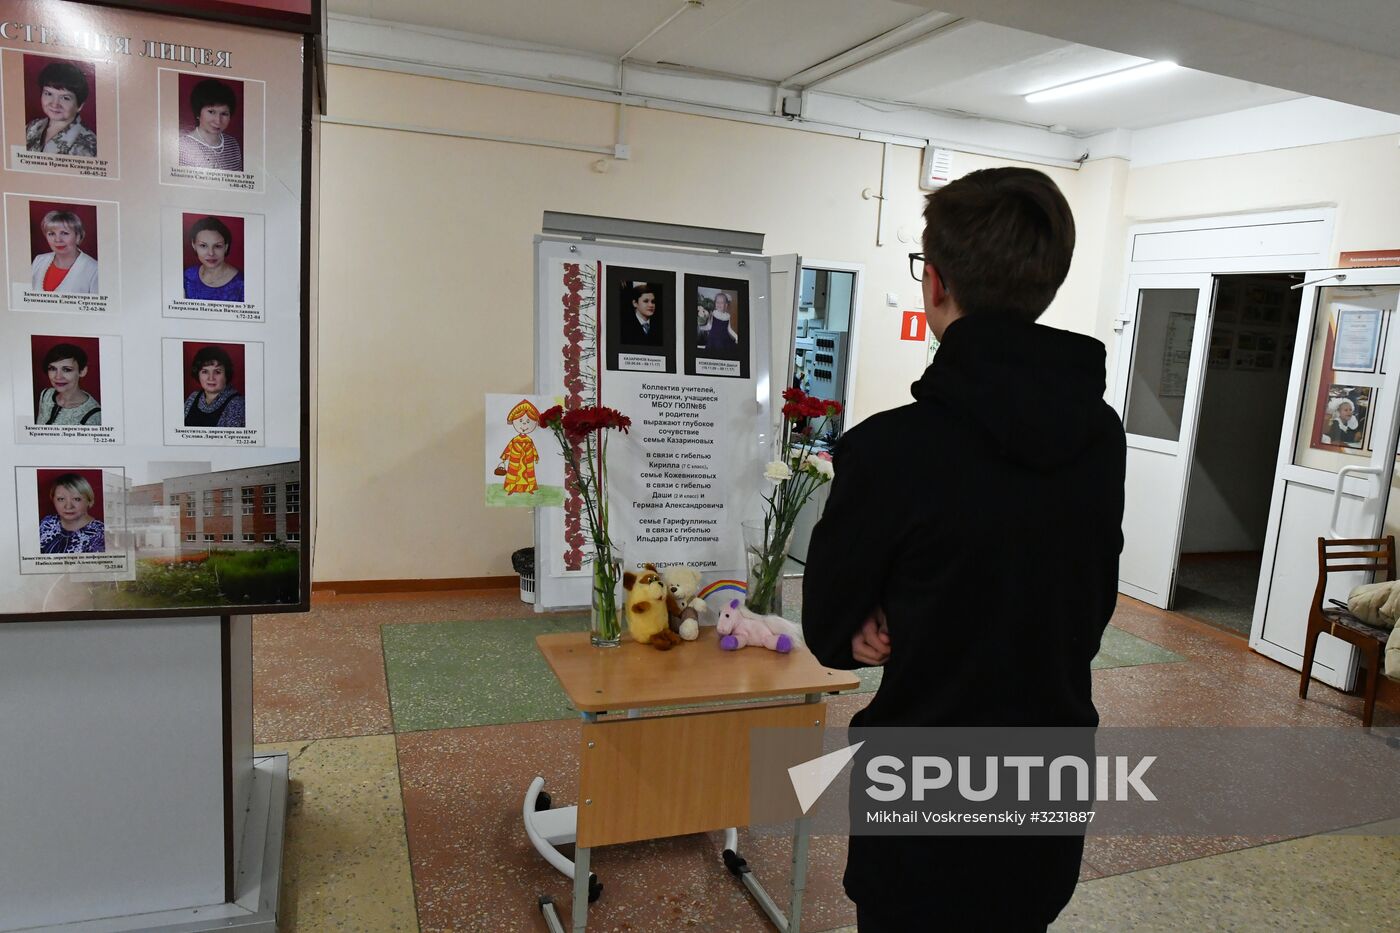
top-left (789, 816), bottom-right (810, 931)
top-left (572, 845), bottom-right (591, 932)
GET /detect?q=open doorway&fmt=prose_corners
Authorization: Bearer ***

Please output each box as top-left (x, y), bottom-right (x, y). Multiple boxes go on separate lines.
top-left (787, 263), bottom-right (860, 564)
top-left (1175, 272), bottom-right (1303, 635)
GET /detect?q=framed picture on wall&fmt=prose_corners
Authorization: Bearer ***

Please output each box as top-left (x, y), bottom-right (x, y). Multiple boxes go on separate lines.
top-left (1318, 384), bottom-right (1372, 451)
top-left (1332, 306), bottom-right (1383, 372)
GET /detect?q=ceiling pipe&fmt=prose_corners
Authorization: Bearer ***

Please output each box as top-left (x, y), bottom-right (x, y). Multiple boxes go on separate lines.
top-left (615, 0), bottom-right (704, 159)
top-left (782, 12), bottom-right (967, 91)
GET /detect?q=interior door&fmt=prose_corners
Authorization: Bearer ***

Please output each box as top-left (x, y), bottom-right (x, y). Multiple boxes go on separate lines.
top-left (1111, 273), bottom-right (1217, 608)
top-left (768, 253), bottom-right (801, 443)
top-left (1252, 270), bottom-right (1400, 690)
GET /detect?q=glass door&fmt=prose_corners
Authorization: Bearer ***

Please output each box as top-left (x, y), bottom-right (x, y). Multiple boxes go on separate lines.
top-left (1111, 273), bottom-right (1216, 608)
top-left (1252, 270), bottom-right (1400, 689)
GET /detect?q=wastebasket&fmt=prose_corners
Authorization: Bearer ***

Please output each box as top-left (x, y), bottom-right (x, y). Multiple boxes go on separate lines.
top-left (512, 547), bottom-right (536, 604)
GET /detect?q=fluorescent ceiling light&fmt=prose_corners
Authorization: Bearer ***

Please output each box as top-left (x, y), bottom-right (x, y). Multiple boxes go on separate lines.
top-left (1025, 61), bottom-right (1178, 104)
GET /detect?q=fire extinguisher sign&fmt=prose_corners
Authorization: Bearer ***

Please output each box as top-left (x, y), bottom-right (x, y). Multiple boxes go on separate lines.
top-left (901, 311), bottom-right (927, 341)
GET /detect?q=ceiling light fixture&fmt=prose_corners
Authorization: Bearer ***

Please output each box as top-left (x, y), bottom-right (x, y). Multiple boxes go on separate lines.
top-left (1025, 60), bottom-right (1178, 104)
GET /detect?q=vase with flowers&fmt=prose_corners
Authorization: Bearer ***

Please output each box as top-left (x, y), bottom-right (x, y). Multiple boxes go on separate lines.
top-left (539, 403), bottom-right (632, 646)
top-left (744, 388), bottom-right (841, 615)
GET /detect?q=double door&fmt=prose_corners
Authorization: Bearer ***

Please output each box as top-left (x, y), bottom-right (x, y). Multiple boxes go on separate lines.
top-left (1113, 268), bottom-right (1400, 689)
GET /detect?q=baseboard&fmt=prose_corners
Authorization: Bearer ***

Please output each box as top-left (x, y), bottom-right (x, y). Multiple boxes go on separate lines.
top-left (312, 575), bottom-right (517, 595)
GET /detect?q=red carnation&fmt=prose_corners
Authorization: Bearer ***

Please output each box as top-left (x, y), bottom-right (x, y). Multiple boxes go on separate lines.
top-left (539, 406), bottom-right (564, 428)
top-left (782, 387), bottom-right (805, 402)
top-left (782, 401), bottom-right (803, 419)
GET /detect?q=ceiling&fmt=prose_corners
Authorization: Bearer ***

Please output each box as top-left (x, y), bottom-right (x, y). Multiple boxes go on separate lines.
top-left (328, 0), bottom-right (1396, 137)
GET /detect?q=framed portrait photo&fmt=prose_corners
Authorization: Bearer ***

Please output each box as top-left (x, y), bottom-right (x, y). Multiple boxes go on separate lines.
top-left (1, 49), bottom-right (118, 178)
top-left (4, 192), bottom-right (119, 314)
top-left (604, 265), bottom-right (677, 374)
top-left (684, 274), bottom-right (751, 379)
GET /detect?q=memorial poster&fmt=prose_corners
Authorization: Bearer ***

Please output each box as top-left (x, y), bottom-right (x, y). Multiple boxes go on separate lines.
top-left (0, 0), bottom-right (309, 620)
top-left (534, 239), bottom-right (770, 608)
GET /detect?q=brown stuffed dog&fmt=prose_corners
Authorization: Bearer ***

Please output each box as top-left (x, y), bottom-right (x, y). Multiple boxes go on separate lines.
top-left (623, 564), bottom-right (683, 650)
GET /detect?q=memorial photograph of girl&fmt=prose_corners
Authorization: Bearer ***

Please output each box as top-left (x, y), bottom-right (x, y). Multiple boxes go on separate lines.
top-left (697, 287), bottom-right (741, 353)
top-left (183, 344), bottom-right (246, 428)
top-left (183, 216), bottom-right (244, 302)
top-left (30, 208), bottom-right (99, 294)
top-left (1320, 386), bottom-right (1369, 450)
top-left (38, 472), bottom-right (105, 554)
top-left (34, 340), bottom-right (101, 426)
top-left (24, 58), bottom-right (97, 157)
top-left (179, 77), bottom-right (243, 172)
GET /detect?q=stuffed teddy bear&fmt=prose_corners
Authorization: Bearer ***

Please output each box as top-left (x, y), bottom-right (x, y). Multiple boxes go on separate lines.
top-left (662, 565), bottom-right (706, 641)
top-left (623, 564), bottom-right (683, 650)
top-left (715, 598), bottom-right (802, 653)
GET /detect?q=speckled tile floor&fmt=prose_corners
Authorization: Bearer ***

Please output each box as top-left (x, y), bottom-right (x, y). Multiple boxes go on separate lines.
top-left (253, 588), bottom-right (1400, 931)
top-left (254, 734), bottom-right (418, 933)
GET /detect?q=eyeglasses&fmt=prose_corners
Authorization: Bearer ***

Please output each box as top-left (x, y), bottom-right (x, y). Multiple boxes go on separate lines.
top-left (909, 252), bottom-right (942, 286)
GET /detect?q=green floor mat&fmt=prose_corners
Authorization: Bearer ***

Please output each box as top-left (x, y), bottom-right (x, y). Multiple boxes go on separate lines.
top-left (1092, 624), bottom-right (1185, 669)
top-left (381, 617), bottom-right (1178, 732)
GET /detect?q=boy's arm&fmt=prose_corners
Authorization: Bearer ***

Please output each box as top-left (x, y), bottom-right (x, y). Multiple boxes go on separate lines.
top-left (801, 431), bottom-right (896, 669)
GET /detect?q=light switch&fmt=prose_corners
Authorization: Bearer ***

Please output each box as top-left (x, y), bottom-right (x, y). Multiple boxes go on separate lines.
top-left (885, 292), bottom-right (898, 307)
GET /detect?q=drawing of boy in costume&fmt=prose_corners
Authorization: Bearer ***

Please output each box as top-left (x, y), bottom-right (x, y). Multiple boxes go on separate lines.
top-left (499, 399), bottom-right (541, 495)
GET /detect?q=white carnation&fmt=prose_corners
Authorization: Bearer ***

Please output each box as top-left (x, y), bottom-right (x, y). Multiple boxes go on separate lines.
top-left (805, 454), bottom-right (835, 479)
top-left (764, 461), bottom-right (793, 483)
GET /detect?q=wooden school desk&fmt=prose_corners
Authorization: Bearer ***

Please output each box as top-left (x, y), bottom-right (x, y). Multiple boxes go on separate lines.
top-left (524, 627), bottom-right (860, 932)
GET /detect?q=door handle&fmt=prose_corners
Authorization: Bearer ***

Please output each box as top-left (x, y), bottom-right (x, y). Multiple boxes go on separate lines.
top-left (1113, 318), bottom-right (1129, 334)
top-left (1329, 465), bottom-right (1386, 540)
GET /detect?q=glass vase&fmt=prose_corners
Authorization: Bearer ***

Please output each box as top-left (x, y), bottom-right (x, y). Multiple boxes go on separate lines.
top-left (743, 519), bottom-right (791, 617)
top-left (589, 555), bottom-right (624, 647)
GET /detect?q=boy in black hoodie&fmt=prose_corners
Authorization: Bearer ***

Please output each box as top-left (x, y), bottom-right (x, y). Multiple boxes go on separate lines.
top-left (802, 167), bottom-right (1126, 931)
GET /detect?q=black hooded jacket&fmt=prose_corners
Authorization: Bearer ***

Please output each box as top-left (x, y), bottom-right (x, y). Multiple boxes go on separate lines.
top-left (801, 312), bottom-right (1127, 922)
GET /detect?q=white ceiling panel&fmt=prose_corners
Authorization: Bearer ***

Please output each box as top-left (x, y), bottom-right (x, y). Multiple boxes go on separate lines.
top-left (635, 0), bottom-right (934, 82)
top-left (819, 21), bottom-right (1299, 133)
top-left (330, 0), bottom-right (720, 57)
top-left (329, 0), bottom-right (1348, 137)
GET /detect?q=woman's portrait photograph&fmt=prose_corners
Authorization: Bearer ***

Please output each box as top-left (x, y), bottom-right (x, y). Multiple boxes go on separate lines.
top-left (177, 74), bottom-right (244, 172)
top-left (23, 55), bottom-right (98, 158)
top-left (182, 342), bottom-right (247, 428)
top-left (28, 200), bottom-right (99, 295)
top-left (181, 213), bottom-right (245, 302)
top-left (1319, 384), bottom-right (1371, 450)
top-left (30, 335), bottom-right (101, 427)
top-left (36, 469), bottom-right (105, 554)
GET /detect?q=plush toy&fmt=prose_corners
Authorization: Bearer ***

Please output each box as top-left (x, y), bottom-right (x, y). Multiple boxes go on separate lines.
top-left (715, 598), bottom-right (802, 653)
top-left (662, 565), bottom-right (706, 641)
top-left (623, 564), bottom-right (683, 650)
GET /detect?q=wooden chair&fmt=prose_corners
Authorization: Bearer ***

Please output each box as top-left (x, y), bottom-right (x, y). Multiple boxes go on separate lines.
top-left (1299, 536), bottom-right (1396, 727)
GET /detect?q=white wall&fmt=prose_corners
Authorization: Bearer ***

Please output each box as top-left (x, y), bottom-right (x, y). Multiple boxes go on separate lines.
top-left (313, 66), bottom-right (1102, 583)
top-left (1105, 134), bottom-right (1400, 549)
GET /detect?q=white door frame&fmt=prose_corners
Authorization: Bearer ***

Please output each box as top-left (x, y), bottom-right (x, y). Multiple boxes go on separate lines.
top-left (799, 259), bottom-right (864, 423)
top-left (1111, 273), bottom-right (1217, 606)
top-left (1251, 266), bottom-right (1400, 687)
top-left (1109, 207), bottom-right (1336, 607)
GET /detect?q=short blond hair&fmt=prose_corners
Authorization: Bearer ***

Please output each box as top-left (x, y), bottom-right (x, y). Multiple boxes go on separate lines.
top-left (41, 209), bottom-right (86, 243)
top-left (49, 473), bottom-right (94, 506)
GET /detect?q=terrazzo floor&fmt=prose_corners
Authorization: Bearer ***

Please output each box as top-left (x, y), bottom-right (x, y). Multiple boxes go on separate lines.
top-left (252, 583), bottom-right (1400, 932)
top-left (1173, 552), bottom-right (1263, 637)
